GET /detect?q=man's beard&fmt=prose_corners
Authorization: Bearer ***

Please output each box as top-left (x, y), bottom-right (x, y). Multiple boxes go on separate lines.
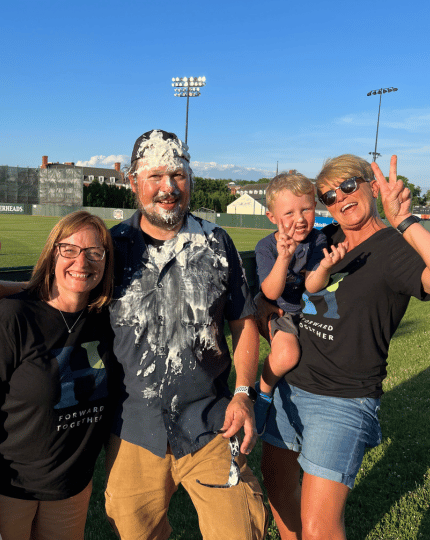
top-left (138, 192), bottom-right (190, 230)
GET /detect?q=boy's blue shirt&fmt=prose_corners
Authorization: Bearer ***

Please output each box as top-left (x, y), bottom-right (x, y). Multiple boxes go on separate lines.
top-left (255, 228), bottom-right (327, 313)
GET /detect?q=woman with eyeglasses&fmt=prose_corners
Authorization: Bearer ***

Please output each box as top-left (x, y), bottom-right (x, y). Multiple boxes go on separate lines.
top-left (258, 154), bottom-right (430, 540)
top-left (0, 211), bottom-right (115, 540)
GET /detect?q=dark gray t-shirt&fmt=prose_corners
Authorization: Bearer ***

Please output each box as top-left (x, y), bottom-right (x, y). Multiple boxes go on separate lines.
top-left (109, 212), bottom-right (255, 458)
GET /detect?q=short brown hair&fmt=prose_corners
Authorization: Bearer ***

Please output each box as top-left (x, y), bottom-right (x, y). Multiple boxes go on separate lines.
top-left (316, 154), bottom-right (374, 194)
top-left (28, 211), bottom-right (114, 312)
top-left (266, 173), bottom-right (315, 213)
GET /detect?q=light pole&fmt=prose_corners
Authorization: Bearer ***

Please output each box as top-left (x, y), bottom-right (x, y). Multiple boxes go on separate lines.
top-left (171, 76), bottom-right (206, 144)
top-left (367, 87), bottom-right (398, 162)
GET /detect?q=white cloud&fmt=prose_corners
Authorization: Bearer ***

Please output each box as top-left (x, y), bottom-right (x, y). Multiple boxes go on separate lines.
top-left (191, 161), bottom-right (275, 180)
top-left (384, 111), bottom-right (430, 132)
top-left (74, 156), bottom-right (274, 180)
top-left (75, 155), bottom-right (130, 168)
top-left (335, 108), bottom-right (430, 134)
top-left (335, 114), bottom-right (373, 126)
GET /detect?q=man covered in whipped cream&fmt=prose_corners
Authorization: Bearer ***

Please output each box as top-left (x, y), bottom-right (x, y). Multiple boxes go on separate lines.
top-left (105, 130), bottom-right (268, 540)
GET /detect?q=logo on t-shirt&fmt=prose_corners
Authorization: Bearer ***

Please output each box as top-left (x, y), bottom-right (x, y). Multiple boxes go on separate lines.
top-left (302, 272), bottom-right (348, 319)
top-left (53, 341), bottom-right (108, 409)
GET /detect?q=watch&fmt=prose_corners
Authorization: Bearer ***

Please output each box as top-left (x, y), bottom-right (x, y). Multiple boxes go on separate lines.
top-left (234, 386), bottom-right (257, 403)
top-left (396, 215), bottom-right (420, 234)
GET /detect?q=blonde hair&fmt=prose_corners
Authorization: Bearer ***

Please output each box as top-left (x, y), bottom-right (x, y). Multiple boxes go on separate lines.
top-left (28, 211), bottom-right (114, 312)
top-left (316, 154), bottom-right (374, 194)
top-left (266, 173), bottom-right (315, 213)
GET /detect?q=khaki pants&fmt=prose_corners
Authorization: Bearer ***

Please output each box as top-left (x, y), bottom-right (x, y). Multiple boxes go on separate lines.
top-left (0, 481), bottom-right (92, 540)
top-left (105, 434), bottom-right (268, 540)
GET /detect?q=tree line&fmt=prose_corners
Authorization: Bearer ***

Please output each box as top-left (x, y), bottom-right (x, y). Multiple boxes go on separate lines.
top-left (377, 175), bottom-right (428, 218)
top-left (83, 177), bottom-right (238, 213)
top-left (83, 174), bottom-right (428, 216)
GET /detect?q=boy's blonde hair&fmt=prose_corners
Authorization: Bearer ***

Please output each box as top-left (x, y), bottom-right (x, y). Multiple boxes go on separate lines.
top-left (266, 173), bottom-right (315, 213)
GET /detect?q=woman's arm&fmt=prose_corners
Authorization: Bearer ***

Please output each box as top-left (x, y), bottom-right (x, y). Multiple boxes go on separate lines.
top-left (0, 281), bottom-right (26, 299)
top-left (372, 156), bottom-right (430, 293)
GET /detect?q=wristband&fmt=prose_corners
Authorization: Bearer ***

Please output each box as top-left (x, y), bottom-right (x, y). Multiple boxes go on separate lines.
top-left (396, 215), bottom-right (420, 234)
top-left (258, 392), bottom-right (273, 403)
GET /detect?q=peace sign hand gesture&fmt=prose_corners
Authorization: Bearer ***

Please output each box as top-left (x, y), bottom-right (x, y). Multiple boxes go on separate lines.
top-left (371, 155), bottom-right (412, 228)
top-left (276, 219), bottom-right (298, 261)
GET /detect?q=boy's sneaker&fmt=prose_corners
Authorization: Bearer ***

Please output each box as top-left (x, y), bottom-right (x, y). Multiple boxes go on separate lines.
top-left (254, 381), bottom-right (273, 436)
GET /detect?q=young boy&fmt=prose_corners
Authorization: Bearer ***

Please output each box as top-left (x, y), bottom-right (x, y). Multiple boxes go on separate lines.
top-left (254, 173), bottom-right (347, 432)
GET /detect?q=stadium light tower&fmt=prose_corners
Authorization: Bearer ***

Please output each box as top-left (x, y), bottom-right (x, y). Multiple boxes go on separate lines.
top-left (367, 87), bottom-right (398, 162)
top-left (171, 76), bottom-right (206, 144)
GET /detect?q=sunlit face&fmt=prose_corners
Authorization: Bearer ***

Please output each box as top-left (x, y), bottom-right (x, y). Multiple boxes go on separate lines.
top-left (131, 159), bottom-right (191, 231)
top-left (267, 190), bottom-right (316, 242)
top-left (319, 177), bottom-right (378, 230)
top-left (52, 226), bottom-right (106, 303)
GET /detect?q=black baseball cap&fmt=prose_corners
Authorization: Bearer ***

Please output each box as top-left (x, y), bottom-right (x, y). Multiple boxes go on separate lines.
top-left (131, 130), bottom-right (189, 164)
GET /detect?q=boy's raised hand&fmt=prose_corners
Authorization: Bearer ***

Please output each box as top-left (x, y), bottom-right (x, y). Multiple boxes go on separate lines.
top-left (277, 219), bottom-right (299, 260)
top-left (320, 241), bottom-right (349, 270)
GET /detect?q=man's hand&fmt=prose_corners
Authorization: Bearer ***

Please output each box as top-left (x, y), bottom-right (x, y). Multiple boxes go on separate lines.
top-left (371, 155), bottom-right (412, 228)
top-left (254, 292), bottom-right (283, 342)
top-left (221, 392), bottom-right (257, 455)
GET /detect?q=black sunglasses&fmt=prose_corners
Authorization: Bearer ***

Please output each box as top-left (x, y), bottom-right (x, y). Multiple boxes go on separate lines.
top-left (195, 431), bottom-right (241, 489)
top-left (318, 176), bottom-right (369, 207)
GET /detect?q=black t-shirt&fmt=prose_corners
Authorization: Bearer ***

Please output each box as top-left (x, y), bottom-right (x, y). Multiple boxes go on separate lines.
top-left (322, 222), bottom-right (346, 247)
top-left (0, 291), bottom-right (114, 500)
top-left (285, 228), bottom-right (429, 398)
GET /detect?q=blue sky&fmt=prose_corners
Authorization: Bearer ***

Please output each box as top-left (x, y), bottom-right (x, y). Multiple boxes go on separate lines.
top-left (2, 0), bottom-right (430, 190)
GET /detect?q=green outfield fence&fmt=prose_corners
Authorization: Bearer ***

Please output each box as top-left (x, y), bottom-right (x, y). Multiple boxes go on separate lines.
top-left (0, 250), bottom-right (259, 295)
top-left (1, 205), bottom-right (429, 292)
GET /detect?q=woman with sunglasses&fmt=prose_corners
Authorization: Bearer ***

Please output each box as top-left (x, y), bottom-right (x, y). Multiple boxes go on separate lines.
top-left (0, 211), bottom-right (115, 540)
top-left (258, 154), bottom-right (430, 540)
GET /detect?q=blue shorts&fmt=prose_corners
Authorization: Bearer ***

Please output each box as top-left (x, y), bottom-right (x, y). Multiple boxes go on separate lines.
top-left (258, 379), bottom-right (382, 489)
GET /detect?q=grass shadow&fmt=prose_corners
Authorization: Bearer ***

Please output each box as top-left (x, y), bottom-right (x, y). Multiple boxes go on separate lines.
top-left (388, 319), bottom-right (416, 338)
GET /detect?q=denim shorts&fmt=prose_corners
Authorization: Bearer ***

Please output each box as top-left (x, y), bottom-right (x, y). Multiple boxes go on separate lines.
top-left (259, 379), bottom-right (382, 489)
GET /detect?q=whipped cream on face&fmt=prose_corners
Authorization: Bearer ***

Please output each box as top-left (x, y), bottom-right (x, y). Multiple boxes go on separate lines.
top-left (133, 132), bottom-right (193, 229)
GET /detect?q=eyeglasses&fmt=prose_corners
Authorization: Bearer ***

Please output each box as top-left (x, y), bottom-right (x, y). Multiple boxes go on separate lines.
top-left (55, 243), bottom-right (106, 262)
top-left (318, 176), bottom-right (369, 207)
top-left (195, 431), bottom-right (241, 489)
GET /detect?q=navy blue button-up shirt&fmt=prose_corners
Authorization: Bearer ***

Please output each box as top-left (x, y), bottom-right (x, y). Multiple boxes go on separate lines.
top-left (109, 211), bottom-right (255, 458)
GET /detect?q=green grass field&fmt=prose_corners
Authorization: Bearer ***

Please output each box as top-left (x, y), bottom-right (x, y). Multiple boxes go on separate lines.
top-left (2, 214), bottom-right (430, 538)
top-left (0, 215), bottom-right (271, 268)
top-left (85, 298), bottom-right (430, 540)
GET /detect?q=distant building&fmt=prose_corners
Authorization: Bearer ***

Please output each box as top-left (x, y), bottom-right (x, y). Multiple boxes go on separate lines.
top-left (227, 181), bottom-right (240, 195)
top-left (0, 156), bottom-right (129, 208)
top-left (226, 180), bottom-right (331, 217)
top-left (227, 192), bottom-right (267, 215)
top-left (41, 156), bottom-right (127, 188)
top-left (412, 206), bottom-right (430, 219)
top-left (0, 166), bottom-right (39, 205)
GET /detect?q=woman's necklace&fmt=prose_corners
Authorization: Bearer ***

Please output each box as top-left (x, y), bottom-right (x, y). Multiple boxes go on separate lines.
top-left (58, 308), bottom-right (86, 334)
